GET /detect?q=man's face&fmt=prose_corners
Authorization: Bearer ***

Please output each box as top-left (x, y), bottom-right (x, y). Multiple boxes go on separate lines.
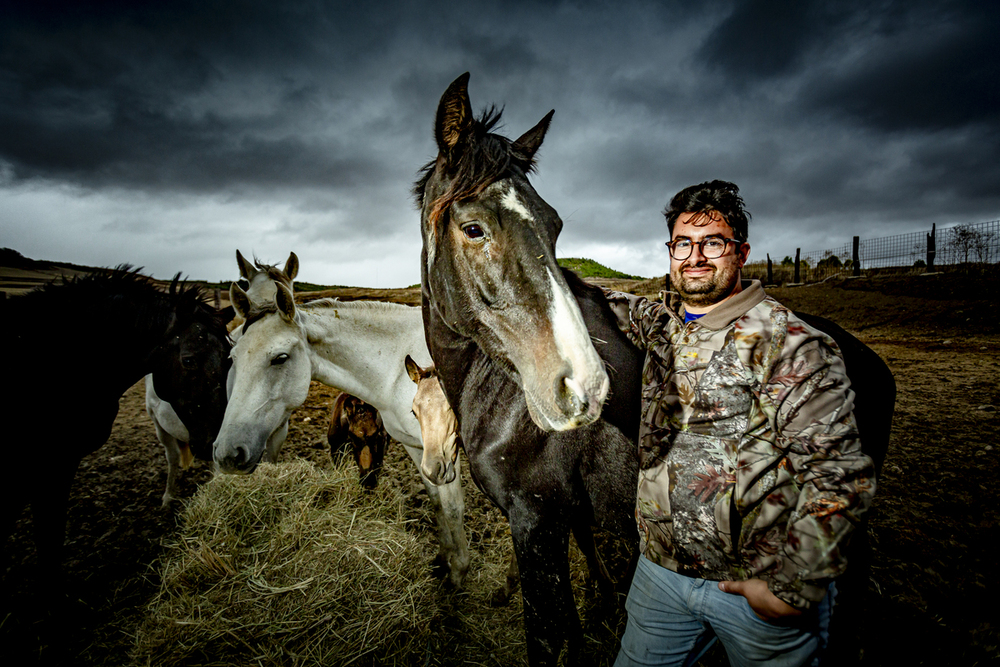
top-left (669, 211), bottom-right (750, 310)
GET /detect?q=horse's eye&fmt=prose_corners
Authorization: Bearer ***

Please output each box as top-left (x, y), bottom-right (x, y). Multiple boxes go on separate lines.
top-left (181, 356), bottom-right (197, 368)
top-left (271, 353), bottom-right (289, 366)
top-left (461, 223), bottom-right (485, 240)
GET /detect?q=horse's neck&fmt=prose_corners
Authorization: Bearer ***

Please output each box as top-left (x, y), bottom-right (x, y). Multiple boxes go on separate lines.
top-left (300, 302), bottom-right (429, 412)
top-left (423, 297), bottom-right (495, 420)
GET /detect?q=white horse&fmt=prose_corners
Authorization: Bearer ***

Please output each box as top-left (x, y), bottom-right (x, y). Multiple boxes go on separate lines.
top-left (214, 279), bottom-right (471, 588)
top-left (145, 250), bottom-right (297, 506)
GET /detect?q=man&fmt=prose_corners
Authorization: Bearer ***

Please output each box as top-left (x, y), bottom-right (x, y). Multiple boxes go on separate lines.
top-left (606, 180), bottom-right (875, 667)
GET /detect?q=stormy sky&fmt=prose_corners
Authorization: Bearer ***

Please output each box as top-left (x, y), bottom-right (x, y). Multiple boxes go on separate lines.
top-left (2, 0), bottom-right (997, 286)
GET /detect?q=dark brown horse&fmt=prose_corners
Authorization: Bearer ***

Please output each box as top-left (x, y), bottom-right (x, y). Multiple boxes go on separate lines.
top-left (415, 74), bottom-right (895, 665)
top-left (1, 268), bottom-right (232, 586)
top-left (327, 393), bottom-right (390, 490)
top-left (416, 74), bottom-right (644, 665)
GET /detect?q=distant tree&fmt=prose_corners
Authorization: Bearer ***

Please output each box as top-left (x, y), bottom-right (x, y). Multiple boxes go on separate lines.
top-left (949, 224), bottom-right (994, 264)
top-left (913, 259), bottom-right (926, 268)
top-left (781, 256), bottom-right (794, 266)
top-left (816, 254), bottom-right (843, 269)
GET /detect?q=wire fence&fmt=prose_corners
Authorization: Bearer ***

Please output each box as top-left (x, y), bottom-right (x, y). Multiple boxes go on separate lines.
top-left (743, 219), bottom-right (1000, 284)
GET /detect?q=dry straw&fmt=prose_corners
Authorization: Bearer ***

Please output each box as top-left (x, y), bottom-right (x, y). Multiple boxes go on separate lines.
top-left (132, 457), bottom-right (534, 666)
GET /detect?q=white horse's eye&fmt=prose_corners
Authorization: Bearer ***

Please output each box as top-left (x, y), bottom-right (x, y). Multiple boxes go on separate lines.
top-left (271, 353), bottom-right (290, 366)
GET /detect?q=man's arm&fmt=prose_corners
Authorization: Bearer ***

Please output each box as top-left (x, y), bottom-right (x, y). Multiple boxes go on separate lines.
top-left (764, 324), bottom-right (876, 610)
top-left (600, 289), bottom-right (662, 350)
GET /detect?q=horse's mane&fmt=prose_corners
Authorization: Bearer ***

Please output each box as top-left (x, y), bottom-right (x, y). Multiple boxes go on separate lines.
top-left (304, 298), bottom-right (415, 313)
top-left (11, 265), bottom-right (226, 341)
top-left (251, 254), bottom-right (295, 288)
top-left (240, 297), bottom-right (416, 334)
top-left (412, 106), bottom-right (541, 223)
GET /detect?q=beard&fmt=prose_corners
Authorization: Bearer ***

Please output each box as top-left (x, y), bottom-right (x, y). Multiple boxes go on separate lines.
top-left (671, 260), bottom-right (741, 308)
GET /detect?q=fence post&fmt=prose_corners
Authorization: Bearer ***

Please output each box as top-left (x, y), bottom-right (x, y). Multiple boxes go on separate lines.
top-left (214, 288), bottom-right (221, 308)
top-left (926, 223), bottom-right (936, 271)
top-left (766, 253), bottom-right (773, 284)
top-left (852, 236), bottom-right (860, 277)
top-left (794, 248), bottom-right (800, 283)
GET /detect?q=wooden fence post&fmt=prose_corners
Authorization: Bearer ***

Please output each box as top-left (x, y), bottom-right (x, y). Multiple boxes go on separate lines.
top-left (794, 248), bottom-right (801, 283)
top-left (766, 253), bottom-right (773, 284)
top-left (852, 236), bottom-right (861, 277)
top-left (927, 223), bottom-right (936, 271)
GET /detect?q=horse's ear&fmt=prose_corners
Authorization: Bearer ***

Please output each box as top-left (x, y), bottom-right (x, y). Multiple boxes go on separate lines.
top-left (216, 305), bottom-right (235, 325)
top-left (230, 282), bottom-right (251, 319)
top-left (513, 109), bottom-right (554, 166)
top-left (405, 355), bottom-right (422, 384)
top-left (169, 273), bottom-right (183, 297)
top-left (275, 281), bottom-right (296, 322)
top-left (435, 72), bottom-right (473, 158)
top-left (236, 249), bottom-right (255, 280)
top-left (284, 252), bottom-right (299, 282)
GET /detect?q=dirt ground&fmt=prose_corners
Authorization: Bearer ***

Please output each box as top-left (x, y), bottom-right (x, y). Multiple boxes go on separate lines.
top-left (1, 270), bottom-right (998, 666)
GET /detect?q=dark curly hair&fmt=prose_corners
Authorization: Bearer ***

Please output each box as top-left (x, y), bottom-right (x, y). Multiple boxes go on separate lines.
top-left (663, 180), bottom-right (751, 243)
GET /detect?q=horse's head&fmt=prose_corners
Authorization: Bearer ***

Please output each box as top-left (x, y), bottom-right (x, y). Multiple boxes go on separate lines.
top-left (152, 278), bottom-right (233, 454)
top-left (328, 394), bottom-right (390, 490)
top-left (235, 249), bottom-right (299, 309)
top-left (213, 280), bottom-right (310, 474)
top-left (415, 73), bottom-right (608, 432)
top-left (405, 355), bottom-right (459, 486)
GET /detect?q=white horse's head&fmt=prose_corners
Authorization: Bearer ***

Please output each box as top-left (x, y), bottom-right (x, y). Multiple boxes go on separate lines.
top-left (235, 249), bottom-right (299, 307)
top-left (405, 355), bottom-right (459, 486)
top-left (214, 280), bottom-right (310, 474)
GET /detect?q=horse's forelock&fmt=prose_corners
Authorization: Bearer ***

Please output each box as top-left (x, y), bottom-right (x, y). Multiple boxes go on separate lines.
top-left (415, 106), bottom-right (535, 221)
top-left (240, 303), bottom-right (278, 334)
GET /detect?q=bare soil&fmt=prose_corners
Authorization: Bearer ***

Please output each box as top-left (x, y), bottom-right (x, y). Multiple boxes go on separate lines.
top-left (2, 269), bottom-right (998, 666)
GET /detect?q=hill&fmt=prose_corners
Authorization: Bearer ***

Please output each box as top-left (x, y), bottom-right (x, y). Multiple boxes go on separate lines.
top-left (557, 257), bottom-right (645, 280)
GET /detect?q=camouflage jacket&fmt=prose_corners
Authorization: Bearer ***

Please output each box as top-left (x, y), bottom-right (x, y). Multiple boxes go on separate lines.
top-left (604, 280), bottom-right (875, 610)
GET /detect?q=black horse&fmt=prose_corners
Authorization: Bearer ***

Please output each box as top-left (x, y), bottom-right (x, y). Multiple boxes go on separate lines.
top-left (416, 74), bottom-right (894, 665)
top-left (0, 267), bottom-right (232, 586)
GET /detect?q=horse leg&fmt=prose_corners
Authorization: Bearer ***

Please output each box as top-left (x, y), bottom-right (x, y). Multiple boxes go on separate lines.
top-left (571, 521), bottom-right (615, 614)
top-left (402, 442), bottom-right (470, 588)
top-left (490, 542), bottom-right (520, 607)
top-left (30, 459), bottom-right (80, 594)
top-left (153, 418), bottom-right (186, 507)
top-left (509, 508), bottom-right (581, 666)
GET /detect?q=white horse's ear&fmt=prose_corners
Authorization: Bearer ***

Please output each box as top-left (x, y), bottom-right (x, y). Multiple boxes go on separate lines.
top-left (236, 249), bottom-right (255, 280)
top-left (405, 355), bottom-right (422, 384)
top-left (275, 281), bottom-right (296, 322)
top-left (284, 252), bottom-right (299, 282)
top-left (230, 282), bottom-right (251, 319)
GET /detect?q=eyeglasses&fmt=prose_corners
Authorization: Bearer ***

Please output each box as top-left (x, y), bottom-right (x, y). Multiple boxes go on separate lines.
top-left (664, 236), bottom-right (741, 260)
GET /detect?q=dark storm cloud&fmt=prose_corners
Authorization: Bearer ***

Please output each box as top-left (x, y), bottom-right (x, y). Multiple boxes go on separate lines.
top-left (0, 0), bottom-right (407, 192)
top-left (697, 0), bottom-right (1000, 132)
top-left (1, 0), bottom-right (997, 286)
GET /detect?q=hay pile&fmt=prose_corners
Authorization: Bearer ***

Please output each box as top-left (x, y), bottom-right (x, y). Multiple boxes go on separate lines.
top-left (132, 457), bottom-right (528, 666)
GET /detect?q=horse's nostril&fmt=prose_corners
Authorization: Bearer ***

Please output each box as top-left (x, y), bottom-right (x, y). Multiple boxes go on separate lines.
top-left (553, 371), bottom-right (587, 416)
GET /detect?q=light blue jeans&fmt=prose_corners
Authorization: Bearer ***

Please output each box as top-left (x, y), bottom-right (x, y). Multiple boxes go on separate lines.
top-left (615, 556), bottom-right (835, 667)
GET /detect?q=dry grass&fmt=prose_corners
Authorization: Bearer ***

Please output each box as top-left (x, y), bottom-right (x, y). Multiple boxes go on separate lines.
top-left (132, 457), bottom-right (534, 667)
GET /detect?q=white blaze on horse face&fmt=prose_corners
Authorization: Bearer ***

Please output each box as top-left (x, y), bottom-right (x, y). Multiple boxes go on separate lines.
top-left (545, 267), bottom-right (610, 422)
top-left (500, 183), bottom-right (533, 222)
